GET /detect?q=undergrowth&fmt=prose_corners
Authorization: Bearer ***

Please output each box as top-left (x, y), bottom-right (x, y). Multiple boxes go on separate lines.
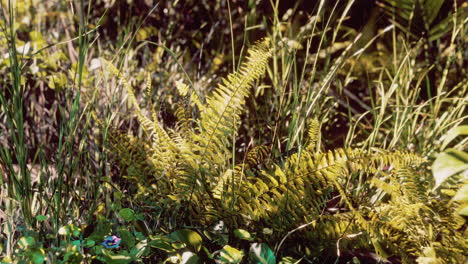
top-left (0, 0), bottom-right (467, 263)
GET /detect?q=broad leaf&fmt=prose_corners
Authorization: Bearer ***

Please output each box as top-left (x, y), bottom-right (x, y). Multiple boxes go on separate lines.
top-left (441, 125), bottom-right (468, 150)
top-left (250, 243), bottom-right (276, 264)
top-left (234, 229), bottom-right (253, 241)
top-left (457, 205), bottom-right (468, 216)
top-left (149, 237), bottom-right (175, 253)
top-left (181, 251), bottom-right (201, 264)
top-left (432, 148), bottom-right (468, 189)
top-left (118, 208), bottom-right (135, 222)
top-left (18, 237), bottom-right (35, 249)
top-left (219, 245), bottom-right (244, 263)
top-left (453, 184), bottom-right (468, 216)
top-left (453, 184), bottom-right (468, 202)
top-left (169, 229), bottom-right (203, 252)
top-left (29, 249), bottom-right (46, 264)
top-left (101, 249), bottom-right (134, 264)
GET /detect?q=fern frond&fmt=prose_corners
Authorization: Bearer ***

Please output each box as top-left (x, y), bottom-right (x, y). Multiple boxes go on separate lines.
top-left (391, 167), bottom-right (428, 203)
top-left (303, 213), bottom-right (369, 257)
top-left (104, 59), bottom-right (178, 168)
top-left (244, 145), bottom-right (270, 168)
top-left (193, 38), bottom-right (271, 174)
top-left (175, 80), bottom-right (205, 112)
top-left (305, 118), bottom-right (320, 153)
top-left (144, 72), bottom-right (152, 99)
top-left (235, 150), bottom-right (336, 228)
top-left (107, 131), bottom-right (151, 173)
top-left (358, 149), bottom-right (426, 173)
top-left (170, 38), bottom-right (271, 202)
top-left (213, 145), bottom-right (270, 200)
top-left (224, 148), bottom-right (425, 232)
top-left (174, 103), bottom-right (193, 138)
top-left (104, 60), bottom-right (158, 136)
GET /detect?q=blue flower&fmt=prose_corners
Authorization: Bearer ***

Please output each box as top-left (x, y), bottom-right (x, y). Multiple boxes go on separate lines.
top-left (101, 235), bottom-right (121, 249)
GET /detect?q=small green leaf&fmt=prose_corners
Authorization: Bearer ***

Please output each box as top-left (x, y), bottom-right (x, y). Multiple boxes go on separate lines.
top-left (169, 229), bottom-right (203, 252)
top-left (250, 243), bottom-right (276, 264)
top-left (234, 229), bottom-right (253, 241)
top-left (35, 215), bottom-right (47, 222)
top-left (18, 236), bottom-right (35, 249)
top-left (71, 240), bottom-right (81, 247)
top-left (432, 148), bottom-right (468, 189)
top-left (219, 245), bottom-right (244, 263)
top-left (47, 72), bottom-right (68, 91)
top-left (118, 208), bottom-right (135, 222)
top-left (58, 224), bottom-right (81, 237)
top-left (117, 229), bottom-right (136, 248)
top-left (134, 231), bottom-right (146, 241)
top-left (263, 228), bottom-right (273, 235)
top-left (29, 248), bottom-right (46, 264)
top-left (72, 229), bottom-right (81, 237)
top-left (83, 239), bottom-right (95, 248)
top-left (63, 250), bottom-right (83, 263)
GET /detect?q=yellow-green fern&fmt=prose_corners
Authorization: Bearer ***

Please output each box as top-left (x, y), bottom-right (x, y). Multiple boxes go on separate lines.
top-left (104, 39), bottom-right (466, 262)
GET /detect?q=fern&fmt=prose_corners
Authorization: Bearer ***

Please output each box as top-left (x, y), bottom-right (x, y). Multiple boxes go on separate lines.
top-left (105, 38), bottom-right (466, 262)
top-left (190, 38), bottom-right (271, 190)
top-left (212, 145), bottom-right (269, 201)
top-left (105, 38), bottom-right (272, 215)
top-left (305, 118), bottom-right (320, 152)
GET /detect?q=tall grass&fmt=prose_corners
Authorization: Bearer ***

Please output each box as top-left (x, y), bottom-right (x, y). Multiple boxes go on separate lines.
top-left (0, 0), bottom-right (101, 259)
top-left (0, 0), bottom-right (33, 229)
top-left (0, 2), bottom-right (33, 259)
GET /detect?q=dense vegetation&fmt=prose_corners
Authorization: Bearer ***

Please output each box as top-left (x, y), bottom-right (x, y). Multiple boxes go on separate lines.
top-left (0, 0), bottom-right (467, 263)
